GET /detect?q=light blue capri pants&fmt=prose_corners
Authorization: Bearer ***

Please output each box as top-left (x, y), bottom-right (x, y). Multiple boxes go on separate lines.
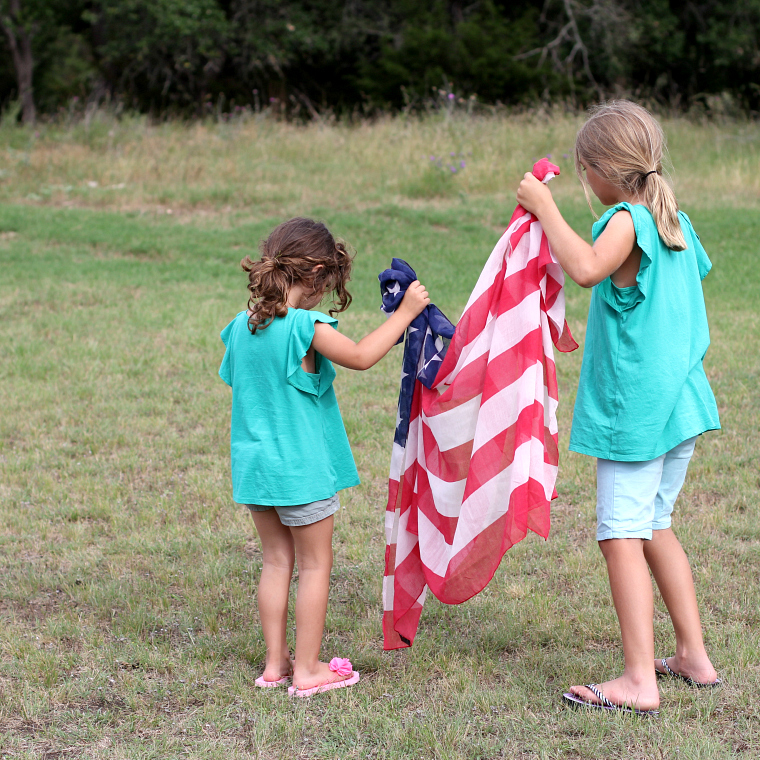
top-left (596, 437), bottom-right (697, 541)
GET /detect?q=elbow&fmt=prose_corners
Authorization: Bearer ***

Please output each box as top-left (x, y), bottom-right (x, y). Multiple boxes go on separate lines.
top-left (571, 267), bottom-right (603, 289)
top-left (354, 356), bottom-right (377, 371)
top-left (344, 352), bottom-right (376, 371)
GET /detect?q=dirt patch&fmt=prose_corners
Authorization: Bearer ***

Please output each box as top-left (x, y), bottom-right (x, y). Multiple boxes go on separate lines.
top-left (0, 715), bottom-right (43, 736)
top-left (0, 588), bottom-right (79, 623)
top-left (686, 489), bottom-right (723, 509)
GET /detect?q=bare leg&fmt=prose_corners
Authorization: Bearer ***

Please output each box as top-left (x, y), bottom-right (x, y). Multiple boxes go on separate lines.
top-left (645, 528), bottom-right (718, 683)
top-left (289, 515), bottom-right (350, 690)
top-left (250, 509), bottom-right (295, 682)
top-left (570, 538), bottom-right (660, 711)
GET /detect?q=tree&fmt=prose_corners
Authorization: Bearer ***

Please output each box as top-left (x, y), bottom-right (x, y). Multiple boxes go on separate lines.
top-left (87, 0), bottom-right (230, 112)
top-left (0, 0), bottom-right (80, 123)
top-left (0, 0), bottom-right (43, 123)
top-left (2, 0), bottom-right (760, 118)
top-left (352, 0), bottom-right (550, 109)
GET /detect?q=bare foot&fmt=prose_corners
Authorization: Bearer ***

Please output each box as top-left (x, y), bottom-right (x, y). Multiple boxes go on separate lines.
top-left (655, 655), bottom-right (718, 685)
top-left (569, 674), bottom-right (660, 711)
top-left (292, 660), bottom-right (352, 691)
top-left (261, 655), bottom-right (293, 683)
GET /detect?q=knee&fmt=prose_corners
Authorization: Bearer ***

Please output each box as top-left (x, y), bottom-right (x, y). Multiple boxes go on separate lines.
top-left (262, 547), bottom-right (296, 573)
top-left (598, 537), bottom-right (644, 561)
top-left (297, 547), bottom-right (333, 574)
top-left (597, 537), bottom-right (613, 556)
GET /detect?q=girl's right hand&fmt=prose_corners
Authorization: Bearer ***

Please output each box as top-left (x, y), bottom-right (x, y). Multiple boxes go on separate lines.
top-left (516, 172), bottom-right (554, 217)
top-left (398, 280), bottom-right (430, 319)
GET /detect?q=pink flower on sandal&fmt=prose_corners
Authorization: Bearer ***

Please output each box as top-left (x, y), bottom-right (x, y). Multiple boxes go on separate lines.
top-left (328, 657), bottom-right (353, 678)
top-left (288, 657), bottom-right (360, 698)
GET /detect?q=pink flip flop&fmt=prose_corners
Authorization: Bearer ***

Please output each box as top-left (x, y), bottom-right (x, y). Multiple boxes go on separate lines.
top-left (288, 657), bottom-right (360, 698)
top-left (255, 674), bottom-right (290, 688)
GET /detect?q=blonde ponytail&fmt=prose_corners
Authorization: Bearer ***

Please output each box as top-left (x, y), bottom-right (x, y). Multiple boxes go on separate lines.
top-left (575, 100), bottom-right (686, 251)
top-left (640, 171), bottom-right (686, 251)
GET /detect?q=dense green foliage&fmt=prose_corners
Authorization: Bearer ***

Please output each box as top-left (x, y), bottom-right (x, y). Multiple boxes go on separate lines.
top-left (2, 0), bottom-right (760, 118)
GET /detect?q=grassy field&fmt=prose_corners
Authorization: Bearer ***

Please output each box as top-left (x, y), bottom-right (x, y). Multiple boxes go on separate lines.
top-left (0, 111), bottom-right (759, 759)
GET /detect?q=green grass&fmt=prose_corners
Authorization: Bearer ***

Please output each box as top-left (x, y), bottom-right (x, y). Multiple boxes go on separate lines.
top-left (0, 114), bottom-right (759, 759)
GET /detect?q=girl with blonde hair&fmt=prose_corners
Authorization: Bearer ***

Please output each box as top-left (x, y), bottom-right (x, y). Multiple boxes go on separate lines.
top-left (517, 101), bottom-right (721, 715)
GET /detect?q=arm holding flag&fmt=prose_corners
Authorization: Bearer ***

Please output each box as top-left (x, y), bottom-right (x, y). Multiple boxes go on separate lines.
top-left (312, 281), bottom-right (429, 370)
top-left (517, 171), bottom-right (638, 289)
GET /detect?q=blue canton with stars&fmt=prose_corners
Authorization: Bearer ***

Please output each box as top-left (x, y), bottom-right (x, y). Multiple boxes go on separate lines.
top-left (378, 259), bottom-right (456, 447)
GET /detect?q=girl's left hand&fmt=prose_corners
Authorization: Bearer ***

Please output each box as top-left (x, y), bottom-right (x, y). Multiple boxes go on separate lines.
top-left (516, 172), bottom-right (554, 217)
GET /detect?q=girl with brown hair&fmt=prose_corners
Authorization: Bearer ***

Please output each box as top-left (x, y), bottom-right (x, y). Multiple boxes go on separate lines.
top-left (517, 101), bottom-right (721, 715)
top-left (219, 217), bottom-right (428, 697)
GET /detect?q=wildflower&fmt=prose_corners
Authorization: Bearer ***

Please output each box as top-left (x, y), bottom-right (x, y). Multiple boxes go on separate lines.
top-left (448, 93), bottom-right (455, 100)
top-left (460, 160), bottom-right (466, 168)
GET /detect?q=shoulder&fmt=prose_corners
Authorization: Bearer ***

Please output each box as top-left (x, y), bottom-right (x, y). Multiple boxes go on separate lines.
top-left (293, 308), bottom-right (338, 329)
top-left (223, 310), bottom-right (248, 327)
top-left (603, 207), bottom-right (635, 233)
top-left (677, 210), bottom-right (712, 279)
top-left (677, 210), bottom-right (699, 239)
top-left (220, 311), bottom-right (249, 345)
top-left (592, 204), bottom-right (637, 249)
top-left (592, 202), bottom-right (637, 240)
top-left (595, 203), bottom-right (660, 247)
top-left (595, 202), bottom-right (653, 228)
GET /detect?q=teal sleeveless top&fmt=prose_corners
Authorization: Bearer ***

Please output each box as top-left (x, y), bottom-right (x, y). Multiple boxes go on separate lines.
top-left (569, 203), bottom-right (720, 461)
top-left (219, 309), bottom-right (359, 505)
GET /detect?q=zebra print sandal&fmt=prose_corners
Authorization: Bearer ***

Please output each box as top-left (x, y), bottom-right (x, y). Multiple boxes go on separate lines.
top-left (655, 657), bottom-right (722, 688)
top-left (562, 684), bottom-right (659, 717)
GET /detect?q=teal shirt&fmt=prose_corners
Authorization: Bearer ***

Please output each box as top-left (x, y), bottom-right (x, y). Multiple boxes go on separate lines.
top-left (219, 309), bottom-right (360, 505)
top-left (569, 203), bottom-right (720, 461)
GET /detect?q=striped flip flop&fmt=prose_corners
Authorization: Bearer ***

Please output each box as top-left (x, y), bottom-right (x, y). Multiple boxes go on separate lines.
top-left (563, 684), bottom-right (659, 717)
top-left (656, 657), bottom-right (722, 688)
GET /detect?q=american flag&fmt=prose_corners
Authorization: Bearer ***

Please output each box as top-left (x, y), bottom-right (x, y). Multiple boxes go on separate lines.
top-left (381, 159), bottom-right (578, 650)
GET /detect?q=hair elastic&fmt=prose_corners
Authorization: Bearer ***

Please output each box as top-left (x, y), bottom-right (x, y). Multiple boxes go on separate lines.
top-left (643, 170), bottom-right (658, 178)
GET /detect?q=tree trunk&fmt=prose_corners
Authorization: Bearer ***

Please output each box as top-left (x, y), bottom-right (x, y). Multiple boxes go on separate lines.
top-left (1, 0), bottom-right (36, 125)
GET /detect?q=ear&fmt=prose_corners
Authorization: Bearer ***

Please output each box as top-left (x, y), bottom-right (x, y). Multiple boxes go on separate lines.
top-left (311, 264), bottom-right (324, 274)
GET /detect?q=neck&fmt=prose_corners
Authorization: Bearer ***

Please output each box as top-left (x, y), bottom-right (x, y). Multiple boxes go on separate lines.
top-left (286, 283), bottom-right (307, 309)
top-left (620, 191), bottom-right (645, 205)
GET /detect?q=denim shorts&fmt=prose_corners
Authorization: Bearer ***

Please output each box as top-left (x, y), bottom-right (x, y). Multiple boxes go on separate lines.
top-left (246, 494), bottom-right (339, 527)
top-left (596, 437), bottom-right (697, 541)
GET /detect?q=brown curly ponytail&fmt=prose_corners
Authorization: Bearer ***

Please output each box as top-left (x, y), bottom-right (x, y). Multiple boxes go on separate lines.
top-left (241, 217), bottom-right (354, 333)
